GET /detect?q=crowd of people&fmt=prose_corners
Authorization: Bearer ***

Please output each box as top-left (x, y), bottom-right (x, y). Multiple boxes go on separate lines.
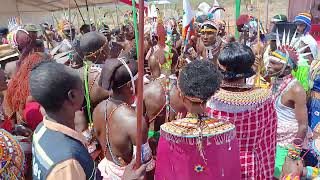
top-left (0, 2), bottom-right (320, 180)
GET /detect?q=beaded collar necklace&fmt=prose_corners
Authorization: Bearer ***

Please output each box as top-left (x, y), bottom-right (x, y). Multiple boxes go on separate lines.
top-left (272, 74), bottom-right (294, 96)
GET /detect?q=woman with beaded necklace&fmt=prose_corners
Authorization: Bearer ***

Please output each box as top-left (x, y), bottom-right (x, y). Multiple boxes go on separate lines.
top-left (207, 42), bottom-right (277, 179)
top-left (155, 60), bottom-right (241, 179)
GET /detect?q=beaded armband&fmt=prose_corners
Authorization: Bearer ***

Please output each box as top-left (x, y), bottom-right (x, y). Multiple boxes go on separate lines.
top-left (287, 144), bottom-right (302, 160)
top-left (281, 174), bottom-right (300, 180)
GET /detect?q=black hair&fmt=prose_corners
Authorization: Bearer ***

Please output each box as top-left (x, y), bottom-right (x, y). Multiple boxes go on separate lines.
top-left (112, 27), bottom-right (121, 35)
top-left (35, 39), bottom-right (44, 48)
top-left (29, 61), bottom-right (81, 112)
top-left (98, 58), bottom-right (138, 91)
top-left (103, 24), bottom-right (110, 29)
top-left (80, 24), bottom-right (91, 34)
top-left (178, 59), bottom-right (222, 101)
top-left (218, 42), bottom-right (255, 81)
top-left (0, 27), bottom-right (9, 36)
top-left (113, 59), bottom-right (138, 89)
top-left (79, 31), bottom-right (106, 55)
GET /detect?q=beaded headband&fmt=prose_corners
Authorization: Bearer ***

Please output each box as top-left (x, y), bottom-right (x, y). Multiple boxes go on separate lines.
top-left (200, 23), bottom-right (218, 32)
top-left (117, 57), bottom-right (136, 95)
top-left (184, 96), bottom-right (205, 103)
top-left (84, 39), bottom-right (108, 59)
top-left (270, 50), bottom-right (290, 64)
top-left (200, 28), bottom-right (218, 33)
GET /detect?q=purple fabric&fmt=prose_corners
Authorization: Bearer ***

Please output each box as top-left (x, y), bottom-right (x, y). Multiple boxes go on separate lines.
top-left (155, 136), bottom-right (241, 180)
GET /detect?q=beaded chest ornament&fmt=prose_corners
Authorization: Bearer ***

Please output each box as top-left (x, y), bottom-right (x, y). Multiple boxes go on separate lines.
top-left (0, 129), bottom-right (25, 179)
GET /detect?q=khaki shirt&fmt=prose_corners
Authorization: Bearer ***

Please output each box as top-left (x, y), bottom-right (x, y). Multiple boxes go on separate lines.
top-left (43, 119), bottom-right (87, 180)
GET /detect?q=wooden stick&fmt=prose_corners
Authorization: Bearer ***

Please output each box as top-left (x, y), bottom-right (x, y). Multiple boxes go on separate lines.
top-left (69, 0), bottom-right (73, 42)
top-left (255, 0), bottom-right (262, 87)
top-left (93, 5), bottom-right (97, 29)
top-left (136, 0), bottom-right (145, 168)
top-left (76, 11), bottom-right (80, 29)
top-left (85, 0), bottom-right (91, 30)
top-left (264, 0), bottom-right (270, 31)
top-left (40, 24), bottom-right (53, 49)
top-left (115, 0), bottom-right (120, 26)
top-left (257, 0), bottom-right (260, 47)
top-left (73, 0), bottom-right (86, 24)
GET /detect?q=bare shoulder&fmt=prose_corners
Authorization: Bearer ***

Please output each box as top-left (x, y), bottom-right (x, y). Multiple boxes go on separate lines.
top-left (113, 105), bottom-right (136, 123)
top-left (144, 80), bottom-right (160, 95)
top-left (93, 100), bottom-right (107, 113)
top-left (291, 82), bottom-right (306, 95)
top-left (92, 100), bottom-right (107, 126)
top-left (290, 81), bottom-right (307, 101)
top-left (112, 104), bottom-right (148, 143)
top-left (149, 54), bottom-right (157, 64)
top-left (143, 80), bottom-right (163, 102)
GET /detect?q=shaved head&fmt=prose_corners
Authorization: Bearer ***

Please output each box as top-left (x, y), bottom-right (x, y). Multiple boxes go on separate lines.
top-left (79, 31), bottom-right (107, 55)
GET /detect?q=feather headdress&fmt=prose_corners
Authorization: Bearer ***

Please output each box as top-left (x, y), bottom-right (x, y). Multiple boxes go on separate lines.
top-left (269, 29), bottom-right (312, 66)
top-left (267, 29), bottom-right (312, 90)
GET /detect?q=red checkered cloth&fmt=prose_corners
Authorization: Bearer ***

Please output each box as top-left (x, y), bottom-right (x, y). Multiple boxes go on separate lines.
top-left (207, 98), bottom-right (277, 180)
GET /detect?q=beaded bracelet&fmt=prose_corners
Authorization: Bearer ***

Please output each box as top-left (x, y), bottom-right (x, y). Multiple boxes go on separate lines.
top-left (306, 166), bottom-right (319, 179)
top-left (281, 174), bottom-right (300, 180)
top-left (287, 143), bottom-right (302, 160)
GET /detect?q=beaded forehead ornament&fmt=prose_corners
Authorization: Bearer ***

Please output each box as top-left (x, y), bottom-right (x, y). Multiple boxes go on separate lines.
top-left (84, 39), bottom-right (108, 60)
top-left (200, 21), bottom-right (219, 33)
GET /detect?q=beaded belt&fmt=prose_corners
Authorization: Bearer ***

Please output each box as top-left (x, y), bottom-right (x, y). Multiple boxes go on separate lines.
top-left (312, 91), bottom-right (320, 99)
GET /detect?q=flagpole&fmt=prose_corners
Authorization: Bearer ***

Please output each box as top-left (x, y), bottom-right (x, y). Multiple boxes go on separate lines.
top-left (182, 0), bottom-right (194, 55)
top-left (235, 0), bottom-right (241, 39)
top-left (132, 0), bottom-right (139, 55)
top-left (135, 0), bottom-right (144, 168)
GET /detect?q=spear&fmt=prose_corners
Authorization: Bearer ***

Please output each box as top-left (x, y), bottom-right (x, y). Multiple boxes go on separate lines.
top-left (255, 0), bottom-right (262, 87)
top-left (73, 0), bottom-right (86, 24)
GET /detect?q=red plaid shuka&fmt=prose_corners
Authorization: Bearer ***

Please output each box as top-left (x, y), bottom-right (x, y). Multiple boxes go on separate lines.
top-left (207, 88), bottom-right (277, 180)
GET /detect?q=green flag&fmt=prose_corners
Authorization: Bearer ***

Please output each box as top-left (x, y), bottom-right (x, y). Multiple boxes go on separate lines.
top-left (235, 0), bottom-right (241, 39)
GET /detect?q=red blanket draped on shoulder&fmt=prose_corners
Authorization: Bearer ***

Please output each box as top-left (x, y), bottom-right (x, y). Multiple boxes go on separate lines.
top-left (206, 88), bottom-right (277, 179)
